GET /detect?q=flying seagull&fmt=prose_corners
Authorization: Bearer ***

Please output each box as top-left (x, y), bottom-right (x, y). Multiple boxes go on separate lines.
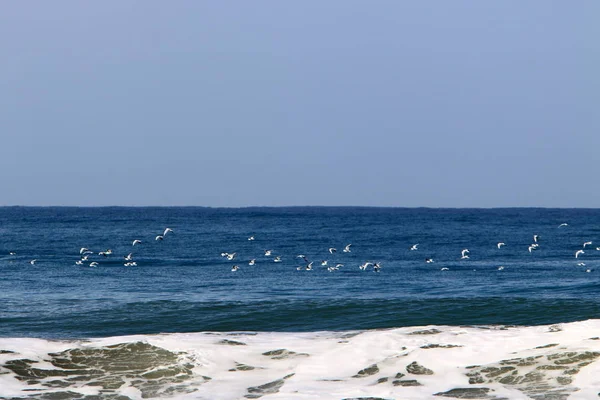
top-left (343, 244), bottom-right (352, 253)
top-left (132, 240), bottom-right (142, 246)
top-left (329, 248), bottom-right (337, 254)
top-left (497, 242), bottom-right (506, 249)
top-left (410, 244), bottom-right (419, 251)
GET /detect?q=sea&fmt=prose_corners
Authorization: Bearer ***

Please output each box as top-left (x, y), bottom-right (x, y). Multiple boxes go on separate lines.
top-left (0, 207), bottom-right (599, 399)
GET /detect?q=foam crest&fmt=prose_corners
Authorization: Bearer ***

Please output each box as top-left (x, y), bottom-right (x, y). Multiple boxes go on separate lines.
top-left (1, 320), bottom-right (600, 399)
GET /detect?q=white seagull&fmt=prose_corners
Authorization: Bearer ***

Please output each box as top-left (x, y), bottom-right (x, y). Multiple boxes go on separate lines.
top-left (441, 267), bottom-right (449, 271)
top-left (343, 244), bottom-right (352, 253)
top-left (575, 249), bottom-right (584, 258)
top-left (124, 253), bottom-right (133, 261)
top-left (264, 250), bottom-right (273, 256)
top-left (498, 266), bottom-right (505, 271)
top-left (226, 253), bottom-right (237, 261)
top-left (359, 262), bottom-right (372, 270)
top-left (329, 248), bottom-right (337, 254)
top-left (155, 235), bottom-right (164, 241)
top-left (75, 260), bottom-right (83, 265)
top-left (163, 228), bottom-right (174, 236)
top-left (425, 258), bottom-right (434, 263)
top-left (533, 234), bottom-right (539, 243)
top-left (274, 256), bottom-right (282, 263)
top-left (132, 240), bottom-right (142, 246)
top-left (558, 223), bottom-right (568, 228)
top-left (89, 262), bottom-right (98, 267)
top-left (461, 249), bottom-right (469, 259)
top-left (410, 244), bottom-right (419, 251)
top-left (248, 236), bottom-right (255, 241)
top-left (497, 242), bottom-right (506, 249)
top-left (80, 247), bottom-right (90, 255)
top-left (249, 259), bottom-right (256, 266)
top-left (583, 241), bottom-right (592, 248)
top-left (30, 259), bottom-right (37, 265)
top-left (321, 260), bottom-right (328, 266)
top-left (231, 265), bottom-right (239, 272)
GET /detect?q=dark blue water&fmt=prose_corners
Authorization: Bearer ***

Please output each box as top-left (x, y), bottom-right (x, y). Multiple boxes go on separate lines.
top-left (1, 207), bottom-right (599, 338)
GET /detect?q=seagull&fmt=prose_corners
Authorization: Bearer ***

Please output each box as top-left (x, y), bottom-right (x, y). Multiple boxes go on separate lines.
top-left (305, 262), bottom-right (313, 271)
top-left (558, 223), bottom-right (568, 228)
top-left (359, 262), bottom-right (372, 270)
top-left (9, 252), bottom-right (16, 256)
top-left (410, 244), bottom-right (419, 251)
top-left (81, 255), bottom-right (89, 261)
top-left (129, 262), bottom-right (137, 266)
top-left (264, 250), bottom-right (273, 256)
top-left (498, 266), bottom-right (505, 271)
top-left (273, 256), bottom-right (282, 263)
top-left (226, 253), bottom-right (237, 261)
top-left (132, 240), bottom-right (142, 246)
top-left (373, 263), bottom-right (382, 272)
top-left (163, 228), bottom-right (174, 236)
top-left (497, 242), bottom-right (506, 249)
top-left (596, 247), bottom-right (600, 251)
top-left (248, 236), bottom-right (255, 241)
top-left (80, 247), bottom-right (90, 255)
top-left (583, 241), bottom-right (592, 248)
top-left (441, 267), bottom-right (449, 271)
top-left (75, 260), bottom-right (83, 265)
top-left (124, 253), bottom-right (133, 261)
top-left (99, 249), bottom-right (112, 257)
top-left (89, 262), bottom-right (98, 267)
top-left (528, 245), bottom-right (536, 253)
top-left (155, 235), bottom-right (164, 241)
top-left (231, 265), bottom-right (239, 272)
top-left (343, 244), bottom-right (352, 253)
top-left (249, 259), bottom-right (256, 266)
top-left (533, 235), bottom-right (539, 243)
top-left (30, 259), bottom-right (37, 265)
top-left (296, 254), bottom-right (306, 258)
top-left (461, 249), bottom-right (469, 259)
top-left (425, 258), bottom-right (434, 263)
top-left (577, 262), bottom-right (586, 266)
top-left (329, 248), bottom-right (337, 254)
top-left (321, 260), bottom-right (328, 266)
top-left (586, 269), bottom-right (592, 273)
top-left (575, 250), bottom-right (584, 258)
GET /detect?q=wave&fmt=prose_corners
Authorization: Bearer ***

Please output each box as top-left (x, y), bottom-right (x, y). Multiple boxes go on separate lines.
top-left (1, 320), bottom-right (600, 399)
top-left (4, 298), bottom-right (600, 339)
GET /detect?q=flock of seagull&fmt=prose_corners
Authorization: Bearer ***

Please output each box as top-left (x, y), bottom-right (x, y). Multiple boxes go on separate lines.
top-left (220, 223), bottom-right (598, 274)
top-left (7, 228), bottom-right (175, 268)
top-left (4, 222), bottom-right (598, 274)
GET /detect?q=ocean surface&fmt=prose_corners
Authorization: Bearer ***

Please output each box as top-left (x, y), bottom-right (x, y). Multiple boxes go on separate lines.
top-left (1, 207), bottom-right (599, 399)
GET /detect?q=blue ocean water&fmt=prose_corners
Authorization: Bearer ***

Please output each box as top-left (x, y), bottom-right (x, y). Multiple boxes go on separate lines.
top-left (1, 207), bottom-right (599, 339)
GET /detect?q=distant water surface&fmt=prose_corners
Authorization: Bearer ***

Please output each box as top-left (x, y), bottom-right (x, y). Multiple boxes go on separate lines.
top-left (1, 207), bottom-right (599, 338)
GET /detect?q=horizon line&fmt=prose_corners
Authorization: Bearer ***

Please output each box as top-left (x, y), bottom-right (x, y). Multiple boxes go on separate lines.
top-left (0, 205), bottom-right (599, 210)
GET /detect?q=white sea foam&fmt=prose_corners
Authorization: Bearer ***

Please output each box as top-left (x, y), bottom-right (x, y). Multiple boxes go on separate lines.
top-left (1, 320), bottom-right (600, 399)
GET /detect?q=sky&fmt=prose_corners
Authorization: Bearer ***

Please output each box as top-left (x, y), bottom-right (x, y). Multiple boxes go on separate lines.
top-left (0, 1), bottom-right (598, 207)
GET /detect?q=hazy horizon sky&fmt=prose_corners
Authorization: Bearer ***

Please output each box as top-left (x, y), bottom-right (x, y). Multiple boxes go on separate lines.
top-left (1, 1), bottom-right (598, 207)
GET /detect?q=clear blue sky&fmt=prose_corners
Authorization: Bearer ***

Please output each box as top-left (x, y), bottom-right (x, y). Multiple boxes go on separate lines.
top-left (1, 1), bottom-right (598, 207)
